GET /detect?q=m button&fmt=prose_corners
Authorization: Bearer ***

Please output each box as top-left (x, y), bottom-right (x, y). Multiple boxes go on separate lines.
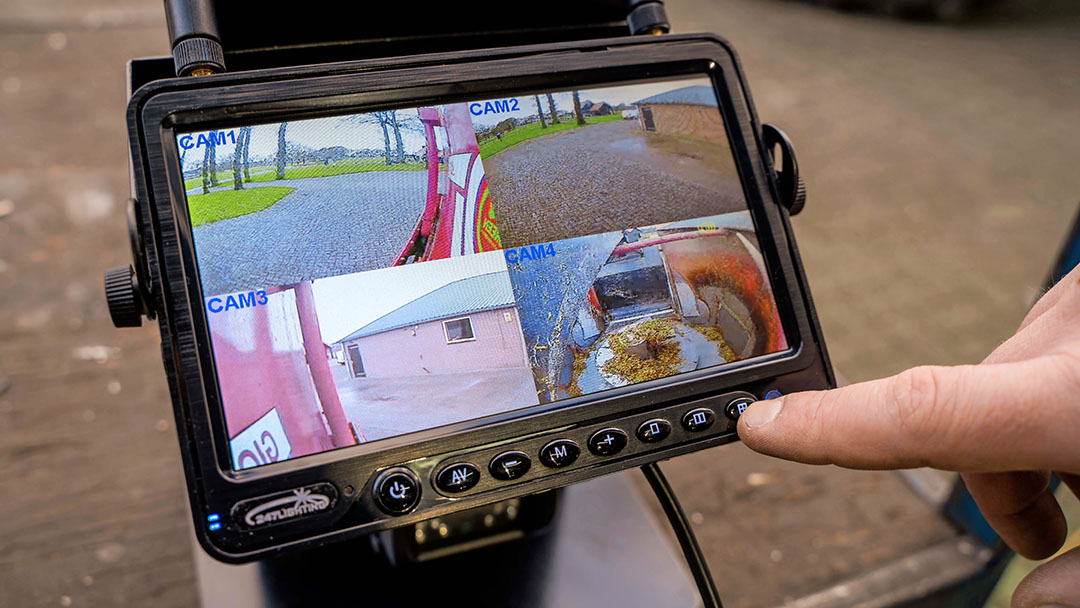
top-left (539, 439), bottom-right (580, 468)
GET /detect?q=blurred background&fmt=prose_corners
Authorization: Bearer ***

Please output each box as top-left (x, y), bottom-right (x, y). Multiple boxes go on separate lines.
top-left (1, 0), bottom-right (1079, 605)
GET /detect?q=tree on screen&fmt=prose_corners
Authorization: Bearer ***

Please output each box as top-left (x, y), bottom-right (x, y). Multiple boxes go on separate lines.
top-left (535, 95), bottom-right (547, 128)
top-left (276, 123), bottom-right (289, 179)
top-left (201, 144), bottom-right (211, 194)
top-left (348, 112), bottom-right (394, 165)
top-left (546, 93), bottom-right (560, 125)
top-left (208, 142), bottom-right (218, 186)
top-left (239, 127), bottom-right (252, 181)
top-left (389, 110), bottom-right (406, 165)
top-left (572, 91), bottom-right (585, 126)
top-left (351, 111), bottom-right (420, 166)
top-left (232, 143), bottom-right (243, 191)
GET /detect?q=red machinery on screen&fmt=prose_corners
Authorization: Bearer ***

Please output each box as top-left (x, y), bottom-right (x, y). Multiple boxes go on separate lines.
top-left (394, 103), bottom-right (501, 266)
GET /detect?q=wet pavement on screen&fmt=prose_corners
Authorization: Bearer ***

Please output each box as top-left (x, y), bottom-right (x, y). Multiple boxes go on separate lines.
top-left (331, 364), bottom-right (540, 441)
top-left (485, 120), bottom-right (746, 248)
top-left (192, 171), bottom-right (425, 295)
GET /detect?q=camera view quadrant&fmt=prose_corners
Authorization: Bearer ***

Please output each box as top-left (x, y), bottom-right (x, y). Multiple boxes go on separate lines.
top-left (473, 77), bottom-right (745, 248)
top-left (505, 212), bottom-right (789, 404)
top-left (205, 251), bottom-right (537, 470)
top-left (178, 102), bottom-right (501, 296)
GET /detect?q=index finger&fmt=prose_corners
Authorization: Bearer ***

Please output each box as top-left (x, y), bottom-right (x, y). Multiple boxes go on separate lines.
top-left (736, 355), bottom-right (1080, 473)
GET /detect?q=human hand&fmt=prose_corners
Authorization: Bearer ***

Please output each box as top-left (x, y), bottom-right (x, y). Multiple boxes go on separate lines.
top-left (737, 263), bottom-right (1080, 607)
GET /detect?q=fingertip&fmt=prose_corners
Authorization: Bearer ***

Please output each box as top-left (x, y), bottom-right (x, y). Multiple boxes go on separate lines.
top-left (741, 398), bottom-right (783, 431)
top-left (737, 397), bottom-right (806, 462)
top-left (1005, 487), bottom-right (1068, 561)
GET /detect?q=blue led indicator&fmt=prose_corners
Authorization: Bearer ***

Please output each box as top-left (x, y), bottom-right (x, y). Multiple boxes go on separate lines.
top-left (207, 513), bottom-right (220, 523)
top-left (764, 390), bottom-right (783, 400)
top-left (208, 522), bottom-right (222, 531)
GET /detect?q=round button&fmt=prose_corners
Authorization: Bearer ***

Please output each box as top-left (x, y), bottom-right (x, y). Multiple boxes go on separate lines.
top-left (588, 428), bottom-right (628, 456)
top-left (681, 407), bottom-right (716, 432)
top-left (636, 419), bottom-right (672, 443)
top-left (434, 462), bottom-right (481, 494)
top-left (373, 467), bottom-right (421, 515)
top-left (489, 451), bottom-right (531, 481)
top-left (539, 439), bottom-right (581, 468)
top-left (724, 396), bottom-right (756, 421)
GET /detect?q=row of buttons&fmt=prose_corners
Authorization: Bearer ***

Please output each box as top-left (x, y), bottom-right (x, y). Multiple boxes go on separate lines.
top-left (372, 396), bottom-right (757, 515)
top-left (439, 406), bottom-right (719, 492)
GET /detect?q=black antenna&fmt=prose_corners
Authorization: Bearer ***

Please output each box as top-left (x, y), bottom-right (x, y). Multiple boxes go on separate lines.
top-left (625, 0), bottom-right (670, 35)
top-left (164, 0), bottom-right (225, 76)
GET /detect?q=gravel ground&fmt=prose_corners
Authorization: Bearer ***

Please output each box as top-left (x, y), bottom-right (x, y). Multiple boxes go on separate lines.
top-left (191, 172), bottom-right (424, 295)
top-left (486, 120), bottom-right (746, 248)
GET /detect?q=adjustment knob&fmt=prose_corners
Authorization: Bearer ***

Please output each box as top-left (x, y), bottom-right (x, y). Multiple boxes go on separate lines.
top-left (761, 123), bottom-right (806, 216)
top-left (104, 265), bottom-right (143, 328)
top-left (791, 176), bottom-right (807, 216)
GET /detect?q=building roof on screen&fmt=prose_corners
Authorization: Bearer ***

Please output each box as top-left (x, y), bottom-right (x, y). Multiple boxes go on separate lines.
top-left (634, 85), bottom-right (717, 107)
top-left (336, 271), bottom-right (515, 342)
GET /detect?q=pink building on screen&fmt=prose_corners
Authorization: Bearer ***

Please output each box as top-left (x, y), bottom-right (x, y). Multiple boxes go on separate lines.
top-left (333, 272), bottom-right (528, 379)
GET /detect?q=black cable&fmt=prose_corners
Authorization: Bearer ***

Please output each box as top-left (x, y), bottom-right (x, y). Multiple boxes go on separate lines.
top-left (641, 462), bottom-right (724, 608)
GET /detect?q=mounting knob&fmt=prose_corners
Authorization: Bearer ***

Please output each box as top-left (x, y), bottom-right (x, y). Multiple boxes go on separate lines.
top-left (625, 0), bottom-right (670, 35)
top-left (104, 265), bottom-right (143, 328)
top-left (165, 0), bottom-right (225, 76)
top-left (762, 123), bottom-right (806, 216)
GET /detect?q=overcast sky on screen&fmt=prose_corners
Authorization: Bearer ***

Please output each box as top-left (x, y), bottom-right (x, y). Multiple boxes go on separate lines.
top-left (468, 77), bottom-right (714, 128)
top-left (177, 77), bottom-right (715, 172)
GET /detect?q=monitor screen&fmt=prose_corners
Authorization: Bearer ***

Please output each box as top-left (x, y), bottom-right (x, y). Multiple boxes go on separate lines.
top-left (176, 76), bottom-right (789, 471)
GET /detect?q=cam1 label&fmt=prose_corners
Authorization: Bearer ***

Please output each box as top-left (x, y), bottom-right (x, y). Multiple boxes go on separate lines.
top-left (229, 482), bottom-right (339, 529)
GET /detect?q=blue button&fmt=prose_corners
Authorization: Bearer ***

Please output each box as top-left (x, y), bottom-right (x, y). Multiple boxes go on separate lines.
top-left (764, 390), bottom-right (783, 400)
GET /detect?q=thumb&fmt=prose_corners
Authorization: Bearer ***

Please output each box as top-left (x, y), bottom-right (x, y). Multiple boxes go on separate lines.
top-left (1011, 544), bottom-right (1080, 608)
top-left (736, 355), bottom-right (1080, 472)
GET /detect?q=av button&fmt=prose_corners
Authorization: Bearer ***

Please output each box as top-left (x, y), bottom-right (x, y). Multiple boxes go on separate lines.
top-left (588, 428), bottom-right (628, 456)
top-left (373, 467), bottom-right (421, 515)
top-left (489, 451), bottom-right (531, 481)
top-left (682, 407), bottom-right (716, 432)
top-left (636, 419), bottom-right (671, 443)
top-left (434, 462), bottom-right (480, 494)
top-left (539, 439), bottom-right (580, 468)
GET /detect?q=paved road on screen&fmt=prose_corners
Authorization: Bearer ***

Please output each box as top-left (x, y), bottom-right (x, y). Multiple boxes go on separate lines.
top-left (485, 120), bottom-right (746, 248)
top-left (192, 171), bottom-right (425, 294)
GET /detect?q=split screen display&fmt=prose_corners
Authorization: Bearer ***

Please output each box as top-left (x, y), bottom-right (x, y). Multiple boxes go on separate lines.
top-left (177, 77), bottom-right (789, 470)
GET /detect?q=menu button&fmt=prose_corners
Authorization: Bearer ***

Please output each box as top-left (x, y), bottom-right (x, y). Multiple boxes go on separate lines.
top-left (539, 439), bottom-right (581, 468)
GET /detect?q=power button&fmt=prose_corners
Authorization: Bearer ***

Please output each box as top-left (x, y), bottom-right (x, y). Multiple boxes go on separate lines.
top-left (373, 467), bottom-right (421, 515)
